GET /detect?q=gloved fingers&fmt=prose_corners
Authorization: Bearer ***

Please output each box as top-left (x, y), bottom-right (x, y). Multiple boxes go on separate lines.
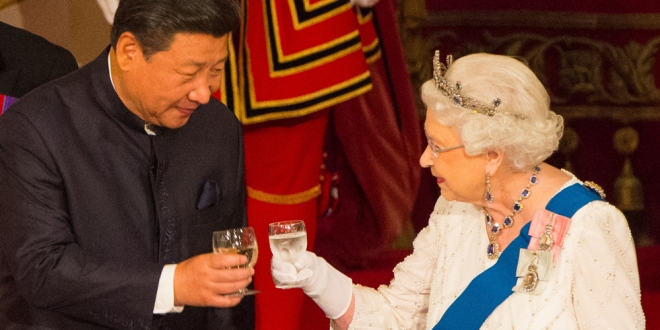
top-left (271, 258), bottom-right (298, 283)
top-left (297, 268), bottom-right (313, 281)
top-left (293, 251), bottom-right (317, 270)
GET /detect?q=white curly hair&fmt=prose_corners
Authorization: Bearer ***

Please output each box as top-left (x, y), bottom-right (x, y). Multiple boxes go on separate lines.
top-left (421, 52), bottom-right (564, 171)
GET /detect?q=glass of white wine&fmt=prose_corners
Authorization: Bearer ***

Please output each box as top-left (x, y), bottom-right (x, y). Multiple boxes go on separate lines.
top-left (212, 227), bottom-right (259, 296)
top-left (268, 220), bottom-right (311, 288)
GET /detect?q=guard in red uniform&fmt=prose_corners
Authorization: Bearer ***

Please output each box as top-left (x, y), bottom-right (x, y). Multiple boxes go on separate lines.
top-left (215, 1), bottom-right (422, 329)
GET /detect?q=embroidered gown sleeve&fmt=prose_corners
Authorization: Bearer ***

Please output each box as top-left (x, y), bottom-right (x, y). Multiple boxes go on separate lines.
top-left (569, 201), bottom-right (645, 329)
top-left (343, 197), bottom-right (450, 329)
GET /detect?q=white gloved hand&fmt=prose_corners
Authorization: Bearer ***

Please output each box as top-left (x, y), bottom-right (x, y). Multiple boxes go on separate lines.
top-left (271, 251), bottom-right (353, 319)
top-left (350, 0), bottom-right (380, 8)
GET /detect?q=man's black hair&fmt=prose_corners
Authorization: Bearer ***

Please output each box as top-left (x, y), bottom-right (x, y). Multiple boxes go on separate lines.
top-left (110, 0), bottom-right (240, 59)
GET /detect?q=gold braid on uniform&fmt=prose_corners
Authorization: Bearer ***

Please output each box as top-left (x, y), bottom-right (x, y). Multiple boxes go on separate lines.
top-left (247, 185), bottom-right (321, 205)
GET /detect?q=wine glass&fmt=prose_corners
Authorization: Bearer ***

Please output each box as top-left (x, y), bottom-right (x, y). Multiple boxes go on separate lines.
top-left (212, 227), bottom-right (259, 296)
top-left (268, 220), bottom-right (311, 288)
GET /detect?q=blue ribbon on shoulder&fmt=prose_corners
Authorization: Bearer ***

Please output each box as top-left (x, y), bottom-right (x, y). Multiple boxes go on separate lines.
top-left (433, 183), bottom-right (602, 330)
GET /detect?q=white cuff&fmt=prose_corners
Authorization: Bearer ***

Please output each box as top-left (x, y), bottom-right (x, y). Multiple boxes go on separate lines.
top-left (153, 264), bottom-right (185, 314)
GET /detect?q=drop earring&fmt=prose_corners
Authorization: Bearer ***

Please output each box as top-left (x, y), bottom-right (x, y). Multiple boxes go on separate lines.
top-left (485, 172), bottom-right (494, 204)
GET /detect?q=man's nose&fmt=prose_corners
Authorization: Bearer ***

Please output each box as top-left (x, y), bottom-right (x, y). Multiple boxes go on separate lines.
top-left (188, 78), bottom-right (212, 105)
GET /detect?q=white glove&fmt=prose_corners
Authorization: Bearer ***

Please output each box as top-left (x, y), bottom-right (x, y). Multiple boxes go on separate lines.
top-left (350, 0), bottom-right (380, 8)
top-left (271, 251), bottom-right (353, 319)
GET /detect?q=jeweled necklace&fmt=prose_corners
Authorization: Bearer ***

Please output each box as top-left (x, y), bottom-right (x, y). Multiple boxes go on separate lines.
top-left (485, 165), bottom-right (541, 259)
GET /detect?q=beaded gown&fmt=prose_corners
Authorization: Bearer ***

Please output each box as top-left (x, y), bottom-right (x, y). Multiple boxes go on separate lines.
top-left (344, 175), bottom-right (645, 329)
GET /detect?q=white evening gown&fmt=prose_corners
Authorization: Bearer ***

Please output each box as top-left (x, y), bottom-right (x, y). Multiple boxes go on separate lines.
top-left (343, 176), bottom-right (645, 330)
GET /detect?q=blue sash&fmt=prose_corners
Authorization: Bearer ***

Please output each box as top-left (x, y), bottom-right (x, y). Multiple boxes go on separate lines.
top-left (433, 183), bottom-right (602, 330)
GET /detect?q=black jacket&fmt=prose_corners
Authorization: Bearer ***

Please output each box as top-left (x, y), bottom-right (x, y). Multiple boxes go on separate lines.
top-left (0, 21), bottom-right (78, 98)
top-left (0, 50), bottom-right (253, 329)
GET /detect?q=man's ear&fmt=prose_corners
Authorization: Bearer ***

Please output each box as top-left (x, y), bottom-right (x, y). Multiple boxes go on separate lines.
top-left (485, 149), bottom-right (504, 176)
top-left (114, 32), bottom-right (141, 70)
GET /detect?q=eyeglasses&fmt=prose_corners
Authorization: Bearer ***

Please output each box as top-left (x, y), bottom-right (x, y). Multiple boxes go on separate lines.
top-left (426, 137), bottom-right (464, 159)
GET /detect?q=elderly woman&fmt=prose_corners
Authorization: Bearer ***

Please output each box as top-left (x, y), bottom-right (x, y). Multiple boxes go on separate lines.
top-left (271, 51), bottom-right (646, 329)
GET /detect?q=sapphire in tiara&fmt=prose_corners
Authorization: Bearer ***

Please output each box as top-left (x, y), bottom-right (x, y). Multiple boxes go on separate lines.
top-left (432, 50), bottom-right (527, 119)
top-left (453, 95), bottom-right (462, 106)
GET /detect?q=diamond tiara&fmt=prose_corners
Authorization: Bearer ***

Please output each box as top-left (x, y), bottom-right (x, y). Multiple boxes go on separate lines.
top-left (433, 50), bottom-right (523, 119)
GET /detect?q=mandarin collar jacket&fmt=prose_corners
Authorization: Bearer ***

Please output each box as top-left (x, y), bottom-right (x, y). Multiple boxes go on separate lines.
top-left (0, 49), bottom-right (252, 329)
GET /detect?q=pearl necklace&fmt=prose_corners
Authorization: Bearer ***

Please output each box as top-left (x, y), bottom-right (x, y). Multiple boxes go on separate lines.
top-left (485, 165), bottom-right (541, 259)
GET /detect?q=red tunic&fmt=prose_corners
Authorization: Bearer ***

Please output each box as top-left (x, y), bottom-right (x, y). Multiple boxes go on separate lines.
top-left (215, 1), bottom-right (378, 124)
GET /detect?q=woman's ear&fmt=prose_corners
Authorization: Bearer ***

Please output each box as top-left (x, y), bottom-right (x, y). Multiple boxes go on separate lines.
top-left (485, 149), bottom-right (504, 176)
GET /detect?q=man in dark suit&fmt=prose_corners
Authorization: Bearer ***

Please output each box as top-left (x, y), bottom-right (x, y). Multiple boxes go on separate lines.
top-left (0, 0), bottom-right (255, 329)
top-left (0, 21), bottom-right (78, 99)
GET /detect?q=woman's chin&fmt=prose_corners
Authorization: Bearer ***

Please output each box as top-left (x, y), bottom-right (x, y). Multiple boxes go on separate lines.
top-left (439, 189), bottom-right (456, 201)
